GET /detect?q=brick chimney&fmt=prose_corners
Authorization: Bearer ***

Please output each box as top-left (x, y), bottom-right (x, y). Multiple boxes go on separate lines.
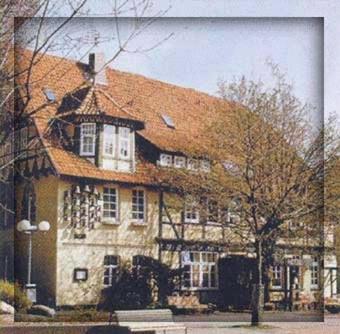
top-left (89, 52), bottom-right (107, 85)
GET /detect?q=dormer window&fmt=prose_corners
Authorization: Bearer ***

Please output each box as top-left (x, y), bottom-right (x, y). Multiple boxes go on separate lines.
top-left (101, 125), bottom-right (134, 172)
top-left (103, 125), bottom-right (115, 157)
top-left (201, 160), bottom-right (211, 172)
top-left (174, 156), bottom-right (186, 168)
top-left (118, 127), bottom-right (130, 159)
top-left (160, 153), bottom-right (172, 167)
top-left (187, 158), bottom-right (199, 171)
top-left (80, 123), bottom-right (96, 156)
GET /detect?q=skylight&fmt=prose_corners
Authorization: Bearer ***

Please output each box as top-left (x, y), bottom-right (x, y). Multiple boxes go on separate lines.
top-left (161, 114), bottom-right (175, 129)
top-left (44, 88), bottom-right (56, 102)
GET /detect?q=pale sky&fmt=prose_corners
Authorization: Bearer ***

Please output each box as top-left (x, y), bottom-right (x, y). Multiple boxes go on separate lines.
top-left (24, 0), bottom-right (340, 125)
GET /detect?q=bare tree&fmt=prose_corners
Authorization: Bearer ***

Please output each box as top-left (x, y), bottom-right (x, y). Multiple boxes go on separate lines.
top-left (159, 67), bottom-right (338, 325)
top-left (0, 0), bottom-right (172, 286)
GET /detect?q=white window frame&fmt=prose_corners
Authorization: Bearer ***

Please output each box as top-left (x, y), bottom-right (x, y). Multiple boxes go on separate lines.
top-left (206, 199), bottom-right (219, 224)
top-left (201, 160), bottom-right (211, 172)
top-left (102, 187), bottom-right (119, 223)
top-left (118, 127), bottom-right (130, 160)
top-left (271, 265), bottom-right (283, 289)
top-left (103, 255), bottom-right (119, 286)
top-left (80, 123), bottom-right (96, 156)
top-left (131, 189), bottom-right (146, 223)
top-left (160, 153), bottom-right (172, 167)
top-left (174, 156), bottom-right (186, 168)
top-left (103, 124), bottom-right (116, 157)
top-left (310, 257), bottom-right (319, 289)
top-left (184, 200), bottom-right (199, 224)
top-left (181, 251), bottom-right (218, 290)
top-left (187, 158), bottom-right (199, 171)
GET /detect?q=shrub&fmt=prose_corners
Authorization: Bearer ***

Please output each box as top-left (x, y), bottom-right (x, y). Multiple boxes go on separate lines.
top-left (0, 280), bottom-right (32, 311)
top-left (0, 280), bottom-right (14, 305)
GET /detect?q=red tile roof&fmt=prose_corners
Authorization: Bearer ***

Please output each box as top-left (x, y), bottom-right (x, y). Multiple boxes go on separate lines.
top-left (15, 48), bottom-right (232, 184)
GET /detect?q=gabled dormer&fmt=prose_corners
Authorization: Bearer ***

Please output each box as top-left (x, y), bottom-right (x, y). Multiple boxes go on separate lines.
top-left (56, 53), bottom-right (144, 172)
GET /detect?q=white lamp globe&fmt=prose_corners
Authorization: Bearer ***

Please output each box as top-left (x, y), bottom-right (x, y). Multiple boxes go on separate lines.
top-left (17, 219), bottom-right (31, 232)
top-left (38, 221), bottom-right (50, 232)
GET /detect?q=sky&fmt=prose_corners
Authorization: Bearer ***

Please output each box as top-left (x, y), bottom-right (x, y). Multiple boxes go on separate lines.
top-left (23, 0), bottom-right (340, 125)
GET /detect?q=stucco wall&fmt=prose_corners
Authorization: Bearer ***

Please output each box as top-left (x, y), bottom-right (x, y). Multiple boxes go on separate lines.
top-left (55, 180), bottom-right (160, 306)
top-left (15, 175), bottom-right (59, 305)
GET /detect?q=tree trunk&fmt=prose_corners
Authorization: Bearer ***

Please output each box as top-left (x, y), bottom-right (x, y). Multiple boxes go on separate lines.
top-left (251, 238), bottom-right (264, 326)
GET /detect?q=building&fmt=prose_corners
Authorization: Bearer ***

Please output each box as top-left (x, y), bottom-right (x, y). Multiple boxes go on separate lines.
top-left (11, 49), bottom-right (337, 309)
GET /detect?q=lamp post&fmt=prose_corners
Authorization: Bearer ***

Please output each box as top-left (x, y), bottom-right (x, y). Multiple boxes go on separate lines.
top-left (16, 195), bottom-right (50, 303)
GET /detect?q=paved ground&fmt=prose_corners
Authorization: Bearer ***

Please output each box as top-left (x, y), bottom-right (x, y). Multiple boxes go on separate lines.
top-left (1, 312), bottom-right (339, 333)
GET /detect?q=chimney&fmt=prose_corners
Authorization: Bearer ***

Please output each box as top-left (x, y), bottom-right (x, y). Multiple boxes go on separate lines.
top-left (89, 52), bottom-right (107, 85)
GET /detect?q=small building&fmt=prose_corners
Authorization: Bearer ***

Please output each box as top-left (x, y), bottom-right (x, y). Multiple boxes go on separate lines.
top-left (10, 49), bottom-right (337, 309)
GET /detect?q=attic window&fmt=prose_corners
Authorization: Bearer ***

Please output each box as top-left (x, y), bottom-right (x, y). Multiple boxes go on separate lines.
top-left (161, 114), bottom-right (175, 129)
top-left (44, 88), bottom-right (56, 102)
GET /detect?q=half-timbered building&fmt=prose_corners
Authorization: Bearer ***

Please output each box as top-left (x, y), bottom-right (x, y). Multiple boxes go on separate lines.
top-left (11, 49), bottom-right (337, 309)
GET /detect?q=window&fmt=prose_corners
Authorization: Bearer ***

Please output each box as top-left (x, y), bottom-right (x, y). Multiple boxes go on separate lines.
top-left (103, 188), bottom-right (118, 221)
top-left (80, 123), bottom-right (96, 155)
top-left (103, 255), bottom-right (119, 286)
top-left (174, 156), bottom-right (186, 168)
top-left (184, 201), bottom-right (199, 224)
top-left (118, 127), bottom-right (130, 159)
top-left (201, 160), bottom-right (211, 172)
top-left (207, 199), bottom-right (219, 223)
top-left (160, 153), bottom-right (172, 167)
top-left (132, 189), bottom-right (146, 222)
top-left (44, 88), bottom-right (56, 102)
top-left (161, 114), bottom-right (175, 128)
top-left (73, 268), bottom-right (88, 282)
top-left (272, 265), bottom-right (283, 289)
top-left (103, 125), bottom-right (115, 157)
top-left (187, 159), bottom-right (199, 171)
top-left (310, 257), bottom-right (319, 289)
top-left (182, 252), bottom-right (218, 290)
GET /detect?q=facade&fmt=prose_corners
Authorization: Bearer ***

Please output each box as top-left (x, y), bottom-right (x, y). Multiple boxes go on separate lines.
top-left (11, 49), bottom-right (337, 309)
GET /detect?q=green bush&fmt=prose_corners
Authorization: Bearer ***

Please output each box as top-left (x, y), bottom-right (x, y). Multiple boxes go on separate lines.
top-left (0, 280), bottom-right (32, 311)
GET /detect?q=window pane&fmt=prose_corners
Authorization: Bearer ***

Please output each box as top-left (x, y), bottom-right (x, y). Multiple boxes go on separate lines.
top-left (103, 188), bottom-right (117, 219)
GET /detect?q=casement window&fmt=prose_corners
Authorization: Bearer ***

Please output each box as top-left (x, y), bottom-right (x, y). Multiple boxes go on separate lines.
top-left (207, 199), bottom-right (219, 223)
top-left (80, 123), bottom-right (96, 155)
top-left (271, 265), bottom-right (283, 289)
top-left (184, 200), bottom-right (199, 224)
top-left (103, 255), bottom-right (119, 286)
top-left (118, 127), bottom-right (130, 159)
top-left (174, 156), bottom-right (186, 168)
top-left (201, 160), bottom-right (211, 172)
top-left (103, 187), bottom-right (118, 221)
top-left (182, 252), bottom-right (218, 290)
top-left (160, 153), bottom-right (172, 167)
top-left (310, 257), bottom-right (319, 289)
top-left (132, 189), bottom-right (146, 222)
top-left (103, 125), bottom-right (116, 157)
top-left (187, 159), bottom-right (199, 171)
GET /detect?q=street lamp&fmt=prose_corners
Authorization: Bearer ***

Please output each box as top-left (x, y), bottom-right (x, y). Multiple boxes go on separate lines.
top-left (16, 212), bottom-right (50, 303)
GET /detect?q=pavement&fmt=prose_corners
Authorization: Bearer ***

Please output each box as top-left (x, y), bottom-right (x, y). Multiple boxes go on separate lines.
top-left (0, 312), bottom-right (339, 333)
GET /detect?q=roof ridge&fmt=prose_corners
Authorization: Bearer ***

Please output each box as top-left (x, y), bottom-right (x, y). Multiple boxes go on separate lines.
top-left (20, 48), bottom-right (223, 103)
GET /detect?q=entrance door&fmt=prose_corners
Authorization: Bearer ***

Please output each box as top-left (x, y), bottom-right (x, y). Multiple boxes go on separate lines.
top-left (289, 265), bottom-right (300, 289)
top-left (219, 256), bottom-right (256, 310)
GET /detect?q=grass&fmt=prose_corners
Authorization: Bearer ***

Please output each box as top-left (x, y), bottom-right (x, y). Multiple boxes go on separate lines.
top-left (14, 308), bottom-right (112, 323)
top-left (231, 324), bottom-right (277, 330)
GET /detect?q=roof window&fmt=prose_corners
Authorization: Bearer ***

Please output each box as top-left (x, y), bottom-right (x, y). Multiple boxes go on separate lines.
top-left (161, 114), bottom-right (175, 129)
top-left (44, 88), bottom-right (56, 102)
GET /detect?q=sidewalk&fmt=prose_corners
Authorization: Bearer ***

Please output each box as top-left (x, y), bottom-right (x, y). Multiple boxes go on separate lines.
top-left (1, 313), bottom-right (339, 334)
